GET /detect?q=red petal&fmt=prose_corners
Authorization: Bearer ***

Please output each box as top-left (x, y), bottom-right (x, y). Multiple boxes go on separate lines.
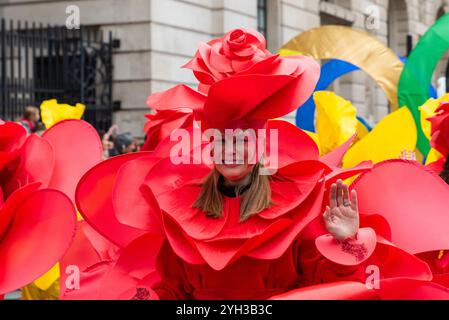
top-left (326, 160), bottom-right (372, 186)
top-left (193, 218), bottom-right (292, 271)
top-left (145, 159), bottom-right (224, 240)
top-left (315, 228), bottom-right (377, 266)
top-left (372, 237), bottom-right (432, 281)
top-left (231, 56), bottom-right (257, 72)
top-left (43, 120), bottom-right (103, 202)
top-left (360, 214), bottom-right (392, 242)
top-left (163, 213), bottom-right (205, 265)
top-left (261, 160), bottom-right (326, 219)
top-left (266, 120), bottom-right (319, 169)
top-left (193, 70), bottom-right (217, 85)
top-left (146, 85), bottom-right (207, 111)
top-left (0, 182), bottom-right (41, 239)
top-left (428, 102), bottom-right (449, 157)
top-left (321, 134), bottom-right (357, 167)
top-left (246, 56), bottom-right (319, 120)
top-left (197, 42), bottom-right (225, 80)
top-left (237, 55), bottom-right (281, 76)
top-left (0, 122), bottom-right (27, 171)
top-left (269, 281), bottom-right (378, 300)
top-left (242, 29), bottom-right (267, 49)
top-left (113, 155), bottom-right (163, 231)
top-left (426, 158), bottom-right (445, 175)
top-left (60, 221), bottom-right (109, 298)
top-left (142, 110), bottom-right (194, 152)
top-left (83, 223), bottom-right (120, 262)
top-left (232, 45), bottom-right (258, 58)
top-left (352, 160), bottom-right (449, 254)
top-left (0, 189), bottom-right (76, 294)
top-left (209, 42), bottom-right (233, 73)
top-left (61, 261), bottom-right (114, 300)
top-left (76, 153), bottom-right (152, 248)
top-left (202, 74), bottom-right (296, 129)
top-left (376, 278), bottom-right (449, 300)
top-left (96, 232), bottom-right (165, 300)
top-left (3, 134), bottom-right (54, 197)
top-left (248, 181), bottom-right (325, 259)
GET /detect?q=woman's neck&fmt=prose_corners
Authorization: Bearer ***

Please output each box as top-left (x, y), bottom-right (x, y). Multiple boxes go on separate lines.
top-left (223, 173), bottom-right (252, 188)
top-left (218, 173), bottom-right (252, 198)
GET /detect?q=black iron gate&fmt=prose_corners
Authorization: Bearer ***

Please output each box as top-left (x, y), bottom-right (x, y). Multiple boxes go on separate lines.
top-left (0, 19), bottom-right (113, 132)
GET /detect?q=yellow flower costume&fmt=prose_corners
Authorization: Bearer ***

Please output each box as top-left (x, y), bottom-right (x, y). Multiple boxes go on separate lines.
top-left (40, 99), bottom-right (86, 129)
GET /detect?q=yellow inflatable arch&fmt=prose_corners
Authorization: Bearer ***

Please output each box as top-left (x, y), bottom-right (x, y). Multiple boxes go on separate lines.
top-left (280, 25), bottom-right (403, 110)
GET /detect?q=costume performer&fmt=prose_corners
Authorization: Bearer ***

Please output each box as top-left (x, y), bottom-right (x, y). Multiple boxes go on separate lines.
top-left (63, 29), bottom-right (449, 300)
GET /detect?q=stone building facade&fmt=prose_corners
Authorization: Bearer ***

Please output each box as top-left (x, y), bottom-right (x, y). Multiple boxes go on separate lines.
top-left (0, 0), bottom-right (448, 136)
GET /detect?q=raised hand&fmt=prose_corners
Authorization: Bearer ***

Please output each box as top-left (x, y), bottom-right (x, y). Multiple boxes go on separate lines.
top-left (323, 179), bottom-right (359, 241)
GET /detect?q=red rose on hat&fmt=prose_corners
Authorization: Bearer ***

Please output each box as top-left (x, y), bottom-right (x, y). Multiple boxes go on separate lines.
top-left (183, 28), bottom-right (272, 93)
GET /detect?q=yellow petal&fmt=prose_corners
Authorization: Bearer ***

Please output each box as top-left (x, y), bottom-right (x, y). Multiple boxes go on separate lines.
top-left (40, 99), bottom-right (86, 129)
top-left (314, 91), bottom-right (357, 155)
top-left (303, 130), bottom-right (322, 155)
top-left (33, 263), bottom-right (60, 291)
top-left (355, 119), bottom-right (369, 141)
top-left (343, 107), bottom-right (417, 168)
top-left (278, 48), bottom-right (305, 57)
top-left (425, 148), bottom-right (444, 165)
top-left (22, 281), bottom-right (60, 300)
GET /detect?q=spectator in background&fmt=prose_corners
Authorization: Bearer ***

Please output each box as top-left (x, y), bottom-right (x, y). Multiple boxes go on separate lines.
top-left (101, 124), bottom-right (118, 159)
top-left (33, 122), bottom-right (46, 136)
top-left (100, 124), bottom-right (139, 158)
top-left (113, 132), bottom-right (138, 156)
top-left (19, 106), bottom-right (40, 133)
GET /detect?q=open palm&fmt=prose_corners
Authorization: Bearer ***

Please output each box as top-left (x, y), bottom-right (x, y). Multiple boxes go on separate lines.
top-left (323, 179), bottom-right (359, 241)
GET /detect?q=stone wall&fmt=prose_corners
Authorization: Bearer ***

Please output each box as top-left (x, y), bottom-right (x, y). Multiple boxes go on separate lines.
top-left (0, 0), bottom-right (447, 136)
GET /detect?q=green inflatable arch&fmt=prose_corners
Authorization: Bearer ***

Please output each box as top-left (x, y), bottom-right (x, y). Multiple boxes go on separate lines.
top-left (398, 13), bottom-right (449, 155)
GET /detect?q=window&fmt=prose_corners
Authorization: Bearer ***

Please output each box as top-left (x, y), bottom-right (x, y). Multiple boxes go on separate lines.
top-left (257, 0), bottom-right (267, 38)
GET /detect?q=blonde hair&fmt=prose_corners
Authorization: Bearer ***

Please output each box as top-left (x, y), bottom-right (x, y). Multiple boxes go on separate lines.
top-left (193, 163), bottom-right (272, 221)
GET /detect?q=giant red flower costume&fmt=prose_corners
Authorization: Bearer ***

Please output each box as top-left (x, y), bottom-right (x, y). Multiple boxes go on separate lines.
top-left (0, 119), bottom-right (102, 296)
top-left (67, 29), bottom-right (449, 300)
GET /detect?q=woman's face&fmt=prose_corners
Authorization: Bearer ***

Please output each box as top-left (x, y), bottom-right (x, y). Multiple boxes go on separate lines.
top-left (213, 131), bottom-right (256, 183)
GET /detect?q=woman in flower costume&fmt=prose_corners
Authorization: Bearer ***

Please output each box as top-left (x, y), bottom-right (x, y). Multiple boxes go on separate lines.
top-left (66, 29), bottom-right (449, 300)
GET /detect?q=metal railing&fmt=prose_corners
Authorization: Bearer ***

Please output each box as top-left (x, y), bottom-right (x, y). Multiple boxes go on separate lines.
top-left (0, 19), bottom-right (113, 131)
